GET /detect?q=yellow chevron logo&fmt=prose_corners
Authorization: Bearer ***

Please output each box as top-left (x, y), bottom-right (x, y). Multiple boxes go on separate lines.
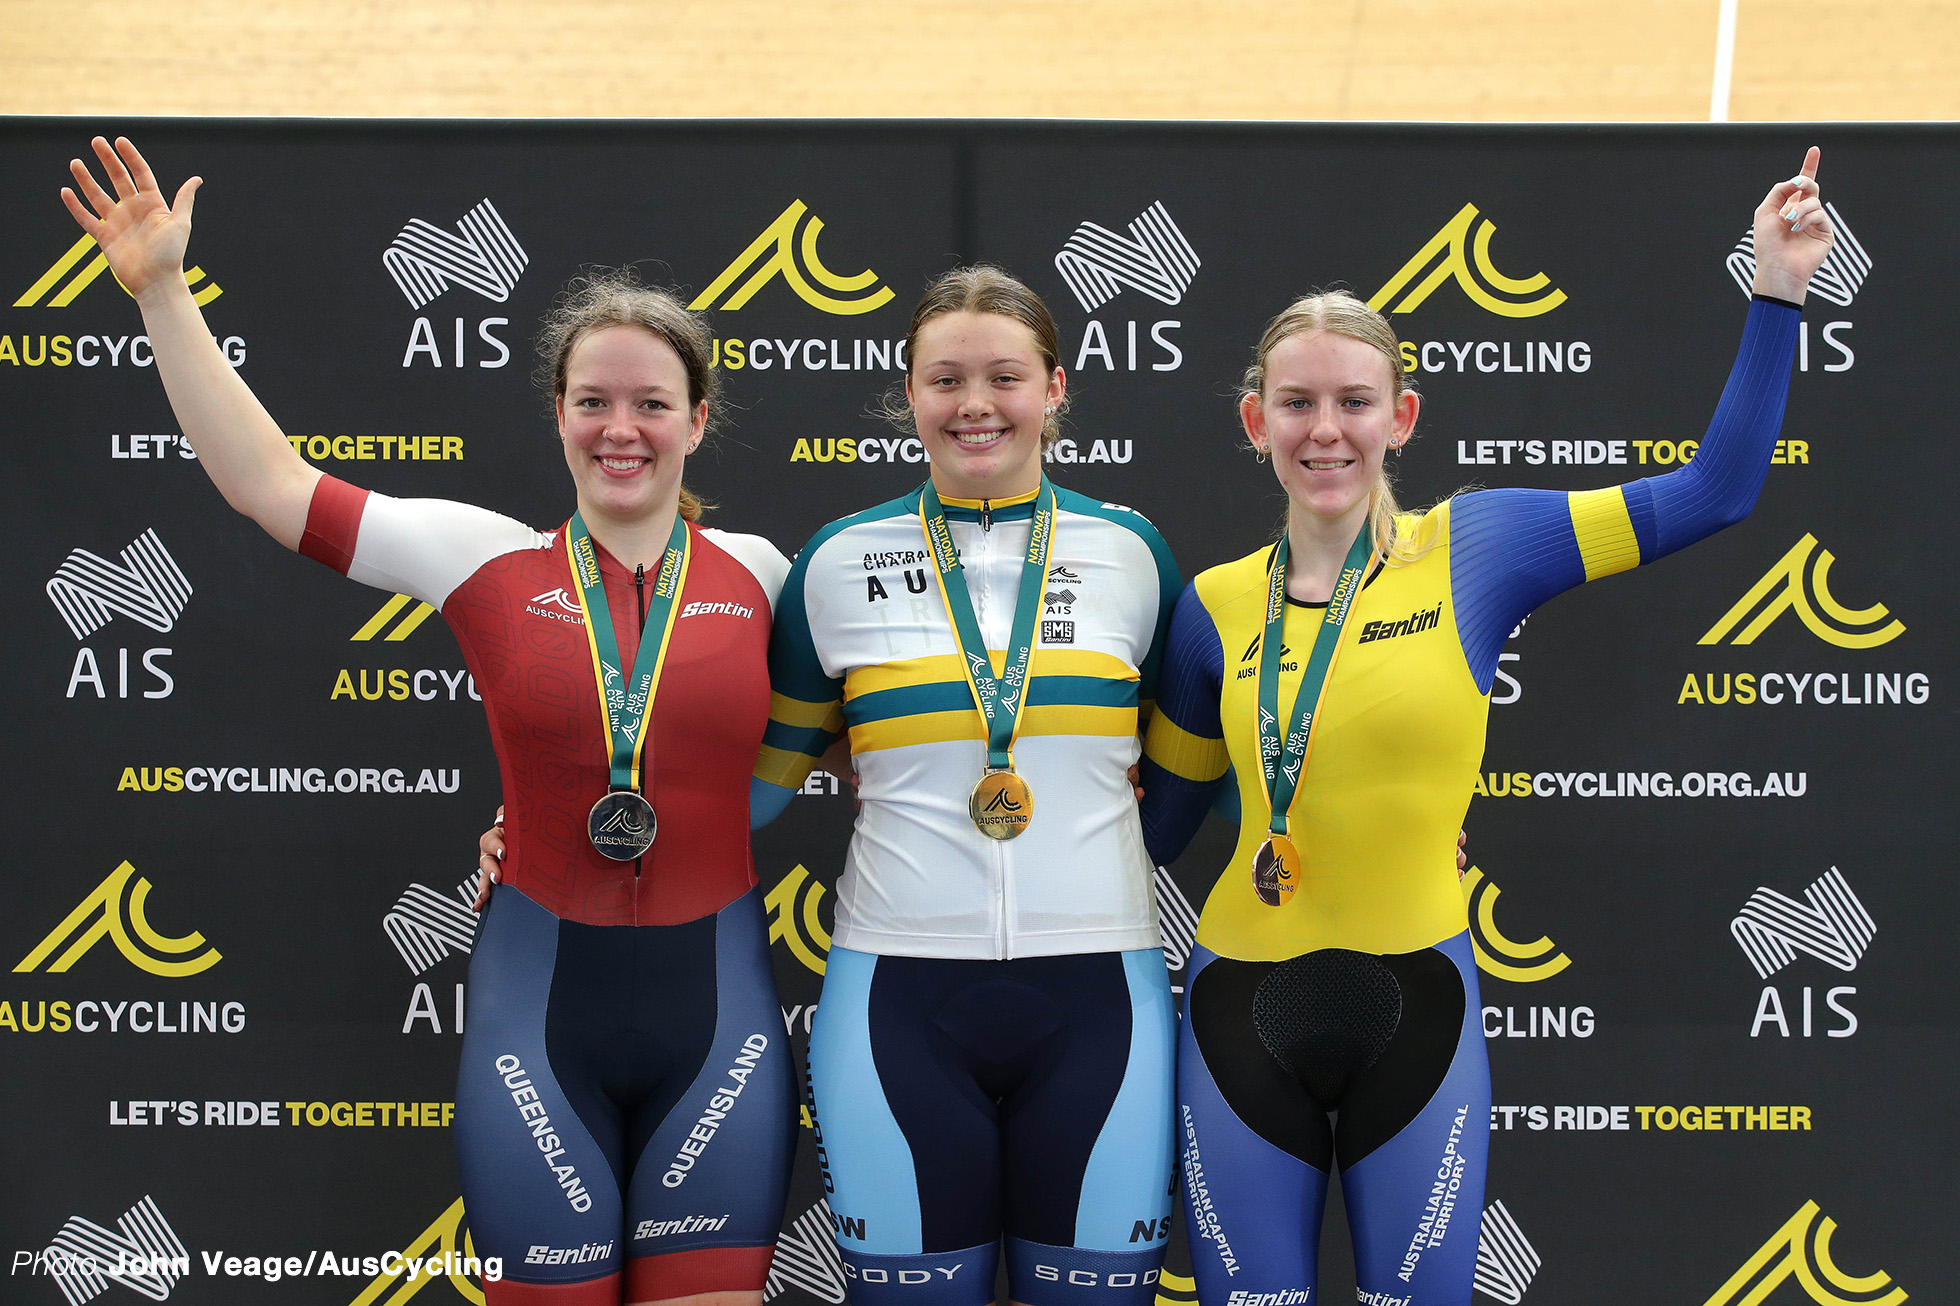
top-left (1703, 1200), bottom-right (1906, 1306)
top-left (1461, 866), bottom-right (1570, 982)
top-left (348, 1198), bottom-right (484, 1306)
top-left (766, 863), bottom-right (833, 975)
top-left (1700, 535), bottom-right (1903, 649)
top-left (353, 593), bottom-right (438, 642)
top-left (16, 234), bottom-right (223, 309)
top-left (15, 862), bottom-right (219, 977)
top-left (1368, 203), bottom-right (1565, 318)
top-left (689, 201), bottom-right (893, 316)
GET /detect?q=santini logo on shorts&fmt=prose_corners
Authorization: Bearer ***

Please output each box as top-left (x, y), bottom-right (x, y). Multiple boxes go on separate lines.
top-left (524, 1240), bottom-right (613, 1266)
top-left (634, 1215), bottom-right (730, 1240)
top-left (1226, 1292), bottom-right (1311, 1306)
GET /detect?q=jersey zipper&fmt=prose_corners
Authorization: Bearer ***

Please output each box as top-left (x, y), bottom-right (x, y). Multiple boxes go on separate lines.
top-left (634, 562), bottom-right (647, 882)
top-left (973, 516), bottom-right (1009, 957)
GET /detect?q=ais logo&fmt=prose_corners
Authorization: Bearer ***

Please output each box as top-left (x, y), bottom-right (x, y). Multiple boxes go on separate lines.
top-left (1461, 866), bottom-right (1570, 983)
top-left (48, 528), bottom-right (192, 641)
top-left (1702, 1200), bottom-right (1905, 1306)
top-left (1474, 1200), bottom-right (1542, 1305)
top-left (1053, 202), bottom-right (1201, 313)
top-left (1738, 867), bottom-right (1871, 1040)
top-left (766, 864), bottom-right (833, 976)
top-left (1727, 203), bottom-right (1872, 310)
top-left (15, 862), bottom-right (219, 977)
top-left (1368, 203), bottom-right (1565, 318)
top-left (384, 200), bottom-right (528, 310)
top-left (17, 233), bottom-right (222, 308)
top-left (1701, 536), bottom-right (1903, 649)
top-left (768, 1199), bottom-right (850, 1305)
top-left (1732, 867), bottom-right (1874, 982)
top-left (690, 201), bottom-right (893, 316)
top-left (390, 199), bottom-right (525, 370)
top-left (40, 1195), bottom-right (188, 1305)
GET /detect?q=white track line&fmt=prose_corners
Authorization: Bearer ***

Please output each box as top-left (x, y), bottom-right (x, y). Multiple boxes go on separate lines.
top-left (1711, 0), bottom-right (1740, 121)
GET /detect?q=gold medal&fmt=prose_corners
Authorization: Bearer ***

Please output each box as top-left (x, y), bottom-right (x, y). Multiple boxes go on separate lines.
top-left (969, 768), bottom-right (1034, 840)
top-left (1252, 834), bottom-right (1301, 907)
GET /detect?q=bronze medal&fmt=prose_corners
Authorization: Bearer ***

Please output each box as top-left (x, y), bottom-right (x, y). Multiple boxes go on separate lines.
top-left (1252, 833), bottom-right (1302, 907)
top-left (969, 768), bottom-right (1034, 840)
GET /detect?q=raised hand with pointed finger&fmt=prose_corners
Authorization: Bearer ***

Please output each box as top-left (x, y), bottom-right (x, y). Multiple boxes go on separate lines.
top-left (1752, 146), bottom-right (1834, 305)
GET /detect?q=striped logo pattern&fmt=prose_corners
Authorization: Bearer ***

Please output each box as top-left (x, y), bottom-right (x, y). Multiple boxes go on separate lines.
top-left (1054, 202), bottom-right (1201, 313)
top-left (45, 530), bottom-right (192, 641)
top-left (1474, 1200), bottom-right (1541, 1304)
top-left (383, 874), bottom-right (482, 975)
top-left (383, 199), bottom-right (530, 309)
top-left (764, 1199), bottom-right (847, 1303)
top-left (44, 1196), bottom-right (186, 1305)
top-left (1727, 202), bottom-right (1873, 308)
top-left (1731, 867), bottom-right (1875, 980)
top-left (1154, 866), bottom-right (1200, 972)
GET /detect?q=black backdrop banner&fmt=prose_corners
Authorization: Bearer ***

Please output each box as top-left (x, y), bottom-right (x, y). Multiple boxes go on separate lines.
top-left (1, 118), bottom-right (1951, 1306)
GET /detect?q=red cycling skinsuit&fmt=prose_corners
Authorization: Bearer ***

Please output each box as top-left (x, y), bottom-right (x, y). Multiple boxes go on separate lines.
top-left (300, 475), bottom-right (795, 1304)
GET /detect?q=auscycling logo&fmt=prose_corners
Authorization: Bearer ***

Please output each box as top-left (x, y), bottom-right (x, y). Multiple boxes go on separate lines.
top-left (1460, 867), bottom-right (1570, 983)
top-left (16, 862), bottom-right (219, 977)
top-left (691, 201), bottom-right (892, 316)
top-left (1700, 535), bottom-right (1903, 649)
top-left (1702, 1200), bottom-right (1904, 1306)
top-left (766, 864), bottom-right (833, 977)
top-left (1369, 203), bottom-right (1565, 318)
top-left (19, 234), bottom-right (221, 308)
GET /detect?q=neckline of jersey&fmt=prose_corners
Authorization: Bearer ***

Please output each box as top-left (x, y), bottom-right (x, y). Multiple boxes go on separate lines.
top-left (931, 484), bottom-right (1043, 522)
top-left (1271, 542), bottom-right (1389, 609)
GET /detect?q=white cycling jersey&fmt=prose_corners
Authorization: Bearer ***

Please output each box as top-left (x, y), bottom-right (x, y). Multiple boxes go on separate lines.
top-left (757, 482), bottom-right (1181, 960)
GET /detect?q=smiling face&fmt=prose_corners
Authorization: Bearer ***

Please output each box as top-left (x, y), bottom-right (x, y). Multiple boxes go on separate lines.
top-left (906, 311), bottom-right (1064, 501)
top-left (1242, 329), bottom-right (1419, 527)
top-left (555, 324), bottom-right (707, 527)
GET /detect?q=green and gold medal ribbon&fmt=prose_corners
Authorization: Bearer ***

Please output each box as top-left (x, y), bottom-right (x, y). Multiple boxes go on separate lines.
top-left (565, 510), bottom-right (690, 794)
top-left (1251, 524), bottom-right (1374, 903)
top-left (919, 477), bottom-right (1055, 837)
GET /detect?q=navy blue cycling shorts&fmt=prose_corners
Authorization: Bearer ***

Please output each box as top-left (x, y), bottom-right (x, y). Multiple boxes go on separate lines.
top-left (454, 885), bottom-right (796, 1304)
top-left (1178, 932), bottom-right (1491, 1306)
top-left (808, 946), bottom-right (1177, 1306)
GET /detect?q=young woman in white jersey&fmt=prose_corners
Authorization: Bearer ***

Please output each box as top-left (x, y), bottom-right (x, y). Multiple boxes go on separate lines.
top-left (741, 268), bottom-right (1184, 1306)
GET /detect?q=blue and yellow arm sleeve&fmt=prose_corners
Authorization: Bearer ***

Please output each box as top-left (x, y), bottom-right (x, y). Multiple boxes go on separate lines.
top-left (1452, 295), bottom-right (1801, 690)
top-left (1139, 581), bottom-right (1230, 866)
top-left (750, 543), bottom-right (845, 827)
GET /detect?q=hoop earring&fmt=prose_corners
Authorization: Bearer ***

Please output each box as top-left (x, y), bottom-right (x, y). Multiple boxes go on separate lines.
top-left (1255, 446), bottom-right (1269, 464)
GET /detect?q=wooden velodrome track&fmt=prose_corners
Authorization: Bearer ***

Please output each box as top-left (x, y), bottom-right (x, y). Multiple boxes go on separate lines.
top-left (3, 0), bottom-right (1955, 120)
